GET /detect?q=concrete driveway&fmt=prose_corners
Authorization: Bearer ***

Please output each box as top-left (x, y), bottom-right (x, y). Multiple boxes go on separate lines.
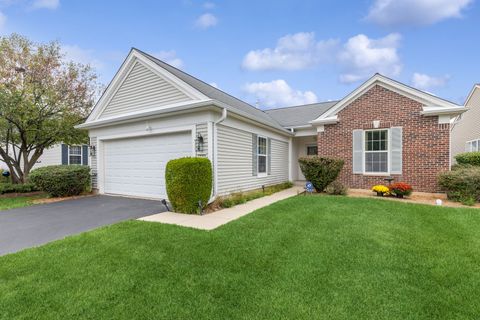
top-left (0, 195), bottom-right (166, 256)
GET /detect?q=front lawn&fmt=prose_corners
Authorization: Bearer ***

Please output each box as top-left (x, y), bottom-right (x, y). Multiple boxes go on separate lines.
top-left (0, 194), bottom-right (46, 211)
top-left (1, 196), bottom-right (479, 319)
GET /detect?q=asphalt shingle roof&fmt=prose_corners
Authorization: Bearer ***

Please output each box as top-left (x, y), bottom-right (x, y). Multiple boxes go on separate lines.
top-left (265, 101), bottom-right (338, 127)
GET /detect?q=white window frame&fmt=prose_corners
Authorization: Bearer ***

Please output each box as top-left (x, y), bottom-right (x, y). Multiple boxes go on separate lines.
top-left (306, 144), bottom-right (318, 156)
top-left (257, 136), bottom-right (268, 177)
top-left (466, 139), bottom-right (480, 152)
top-left (68, 145), bottom-right (83, 165)
top-left (363, 129), bottom-right (390, 175)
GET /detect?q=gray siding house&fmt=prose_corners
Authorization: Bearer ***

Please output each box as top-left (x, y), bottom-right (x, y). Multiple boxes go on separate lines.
top-left (451, 84), bottom-right (480, 161)
top-left (78, 48), bottom-right (466, 200)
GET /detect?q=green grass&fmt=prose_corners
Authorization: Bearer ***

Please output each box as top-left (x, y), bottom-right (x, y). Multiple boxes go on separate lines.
top-left (0, 194), bottom-right (46, 211)
top-left (1, 196), bottom-right (480, 319)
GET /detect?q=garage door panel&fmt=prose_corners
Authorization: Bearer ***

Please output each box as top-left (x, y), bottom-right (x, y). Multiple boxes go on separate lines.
top-left (103, 132), bottom-right (192, 199)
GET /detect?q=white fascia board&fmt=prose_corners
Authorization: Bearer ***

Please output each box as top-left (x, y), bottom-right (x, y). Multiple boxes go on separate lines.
top-left (313, 74), bottom-right (461, 122)
top-left (309, 115), bottom-right (338, 125)
top-left (421, 106), bottom-right (468, 116)
top-left (464, 84), bottom-right (480, 106)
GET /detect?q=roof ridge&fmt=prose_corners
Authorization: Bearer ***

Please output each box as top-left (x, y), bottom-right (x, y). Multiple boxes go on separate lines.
top-left (266, 100), bottom-right (339, 111)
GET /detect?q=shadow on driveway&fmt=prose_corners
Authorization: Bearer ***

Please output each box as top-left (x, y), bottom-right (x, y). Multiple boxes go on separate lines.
top-left (0, 195), bottom-right (166, 256)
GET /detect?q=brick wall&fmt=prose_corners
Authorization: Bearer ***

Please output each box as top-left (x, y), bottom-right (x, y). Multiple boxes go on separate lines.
top-left (317, 84), bottom-right (450, 192)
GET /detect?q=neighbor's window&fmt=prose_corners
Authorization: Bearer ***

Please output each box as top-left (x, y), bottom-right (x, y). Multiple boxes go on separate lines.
top-left (307, 145), bottom-right (318, 156)
top-left (69, 146), bottom-right (82, 165)
top-left (466, 139), bottom-right (480, 152)
top-left (365, 130), bottom-right (388, 173)
top-left (258, 136), bottom-right (267, 174)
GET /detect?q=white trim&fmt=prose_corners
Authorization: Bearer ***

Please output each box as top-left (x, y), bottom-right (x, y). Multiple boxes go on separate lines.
top-left (363, 128), bottom-right (390, 175)
top-left (310, 116), bottom-right (338, 126)
top-left (68, 145), bottom-right (83, 165)
top-left (257, 135), bottom-right (268, 177)
top-left (421, 106), bottom-right (467, 116)
top-left (465, 84), bottom-right (480, 106)
top-left (465, 138), bottom-right (480, 152)
top-left (314, 74), bottom-right (463, 122)
top-left (288, 137), bottom-right (293, 181)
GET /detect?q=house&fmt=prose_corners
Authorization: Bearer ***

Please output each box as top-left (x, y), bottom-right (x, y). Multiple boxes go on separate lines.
top-left (451, 84), bottom-right (480, 161)
top-left (0, 144), bottom-right (89, 171)
top-left (77, 48), bottom-right (466, 200)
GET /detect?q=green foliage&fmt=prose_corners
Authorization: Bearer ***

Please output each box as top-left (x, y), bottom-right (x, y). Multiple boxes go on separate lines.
top-left (0, 169), bottom-right (10, 183)
top-left (0, 182), bottom-right (37, 194)
top-left (165, 157), bottom-right (212, 214)
top-left (214, 182), bottom-right (293, 209)
top-left (455, 152), bottom-right (480, 166)
top-left (325, 181), bottom-right (348, 195)
top-left (298, 156), bottom-right (344, 192)
top-left (29, 165), bottom-right (90, 197)
top-left (438, 166), bottom-right (480, 205)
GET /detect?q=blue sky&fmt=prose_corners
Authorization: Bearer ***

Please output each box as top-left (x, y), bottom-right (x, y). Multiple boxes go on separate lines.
top-left (1, 0), bottom-right (479, 108)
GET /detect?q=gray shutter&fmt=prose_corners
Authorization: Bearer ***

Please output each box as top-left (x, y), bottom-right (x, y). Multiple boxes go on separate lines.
top-left (352, 130), bottom-right (363, 174)
top-left (267, 138), bottom-right (272, 175)
top-left (390, 127), bottom-right (402, 174)
top-left (61, 144), bottom-right (68, 165)
top-left (82, 145), bottom-right (89, 166)
top-left (252, 134), bottom-right (257, 176)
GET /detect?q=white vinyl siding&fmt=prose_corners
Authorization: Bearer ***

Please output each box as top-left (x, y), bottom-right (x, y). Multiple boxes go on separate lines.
top-left (217, 125), bottom-right (288, 195)
top-left (99, 61), bottom-right (192, 119)
top-left (452, 87), bottom-right (480, 162)
top-left (90, 137), bottom-right (98, 188)
top-left (32, 144), bottom-right (62, 168)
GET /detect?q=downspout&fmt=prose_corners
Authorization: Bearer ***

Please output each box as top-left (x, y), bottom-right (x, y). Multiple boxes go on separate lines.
top-left (211, 108), bottom-right (227, 202)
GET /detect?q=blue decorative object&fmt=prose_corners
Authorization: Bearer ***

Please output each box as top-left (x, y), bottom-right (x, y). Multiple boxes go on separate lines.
top-left (305, 181), bottom-right (314, 193)
top-left (2, 170), bottom-right (10, 177)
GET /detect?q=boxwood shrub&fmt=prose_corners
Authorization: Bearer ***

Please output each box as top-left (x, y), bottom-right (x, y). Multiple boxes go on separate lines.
top-left (0, 182), bottom-right (37, 194)
top-left (438, 166), bottom-right (480, 205)
top-left (455, 152), bottom-right (480, 166)
top-left (298, 156), bottom-right (344, 192)
top-left (165, 157), bottom-right (212, 214)
top-left (30, 165), bottom-right (91, 197)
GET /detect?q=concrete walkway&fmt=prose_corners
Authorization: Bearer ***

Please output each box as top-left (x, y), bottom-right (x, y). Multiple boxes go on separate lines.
top-left (139, 186), bottom-right (303, 230)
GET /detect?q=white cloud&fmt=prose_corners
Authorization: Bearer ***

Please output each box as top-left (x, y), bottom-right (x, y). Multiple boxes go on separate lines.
top-left (31, 0), bottom-right (59, 10)
top-left (337, 33), bottom-right (402, 83)
top-left (62, 45), bottom-right (104, 70)
top-left (242, 32), bottom-right (339, 71)
top-left (203, 2), bottom-right (215, 9)
top-left (243, 79), bottom-right (318, 109)
top-left (153, 50), bottom-right (184, 69)
top-left (412, 73), bottom-right (450, 90)
top-left (195, 13), bottom-right (218, 29)
top-left (366, 0), bottom-right (473, 27)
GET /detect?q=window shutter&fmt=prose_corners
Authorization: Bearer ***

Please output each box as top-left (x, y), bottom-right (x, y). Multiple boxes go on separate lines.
top-left (390, 127), bottom-right (403, 174)
top-left (352, 130), bottom-right (363, 174)
top-left (82, 145), bottom-right (89, 166)
top-left (252, 134), bottom-right (257, 176)
top-left (267, 138), bottom-right (272, 175)
top-left (61, 144), bottom-right (68, 165)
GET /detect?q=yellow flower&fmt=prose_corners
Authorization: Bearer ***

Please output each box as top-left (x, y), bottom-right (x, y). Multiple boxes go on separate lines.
top-left (372, 185), bottom-right (389, 194)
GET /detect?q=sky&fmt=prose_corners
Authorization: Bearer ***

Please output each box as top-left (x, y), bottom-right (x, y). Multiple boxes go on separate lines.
top-left (1, 0), bottom-right (479, 109)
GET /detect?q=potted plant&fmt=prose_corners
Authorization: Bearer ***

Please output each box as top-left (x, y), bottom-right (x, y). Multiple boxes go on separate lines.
top-left (389, 182), bottom-right (413, 198)
top-left (372, 185), bottom-right (389, 197)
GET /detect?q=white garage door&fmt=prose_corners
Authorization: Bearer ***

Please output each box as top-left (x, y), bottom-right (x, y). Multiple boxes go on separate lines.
top-left (103, 131), bottom-right (192, 199)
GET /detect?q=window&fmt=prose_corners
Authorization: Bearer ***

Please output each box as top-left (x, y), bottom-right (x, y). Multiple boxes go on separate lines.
top-left (466, 139), bottom-right (480, 152)
top-left (69, 146), bottom-right (82, 165)
top-left (306, 145), bottom-right (318, 156)
top-left (364, 130), bottom-right (388, 173)
top-left (257, 136), bottom-right (267, 175)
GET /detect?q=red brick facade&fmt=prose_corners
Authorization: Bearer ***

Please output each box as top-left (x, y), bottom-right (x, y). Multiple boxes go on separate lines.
top-left (317, 85), bottom-right (450, 192)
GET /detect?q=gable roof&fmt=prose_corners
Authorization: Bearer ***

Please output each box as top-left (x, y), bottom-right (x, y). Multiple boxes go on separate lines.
top-left (312, 73), bottom-right (465, 124)
top-left (465, 84), bottom-right (480, 106)
top-left (133, 49), bottom-right (288, 133)
top-left (265, 101), bottom-right (337, 127)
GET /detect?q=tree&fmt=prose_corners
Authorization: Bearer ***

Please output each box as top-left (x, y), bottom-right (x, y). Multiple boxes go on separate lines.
top-left (0, 34), bottom-right (100, 183)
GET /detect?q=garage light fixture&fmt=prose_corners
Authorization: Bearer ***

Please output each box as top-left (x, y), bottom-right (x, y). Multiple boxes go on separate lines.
top-left (89, 145), bottom-right (96, 157)
top-left (195, 133), bottom-right (204, 153)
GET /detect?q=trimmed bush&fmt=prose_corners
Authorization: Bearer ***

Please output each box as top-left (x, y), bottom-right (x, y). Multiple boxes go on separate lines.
top-left (455, 152), bottom-right (480, 166)
top-left (298, 156), bottom-right (344, 192)
top-left (325, 181), bottom-right (347, 195)
top-left (165, 157), bottom-right (212, 214)
top-left (0, 182), bottom-right (37, 194)
top-left (439, 166), bottom-right (480, 205)
top-left (29, 165), bottom-right (91, 197)
top-left (0, 169), bottom-right (10, 183)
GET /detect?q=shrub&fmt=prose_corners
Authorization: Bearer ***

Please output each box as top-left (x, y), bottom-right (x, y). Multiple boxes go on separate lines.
top-left (165, 157), bottom-right (212, 214)
top-left (325, 181), bottom-right (347, 195)
top-left (389, 182), bottom-right (413, 197)
top-left (0, 182), bottom-right (37, 194)
top-left (0, 169), bottom-right (10, 183)
top-left (29, 165), bottom-right (90, 197)
top-left (298, 156), bottom-right (344, 192)
top-left (455, 152), bottom-right (480, 166)
top-left (439, 167), bottom-right (480, 205)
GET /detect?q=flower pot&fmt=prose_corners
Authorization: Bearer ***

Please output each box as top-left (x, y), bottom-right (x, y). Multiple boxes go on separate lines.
top-left (376, 192), bottom-right (383, 197)
top-left (396, 194), bottom-right (404, 198)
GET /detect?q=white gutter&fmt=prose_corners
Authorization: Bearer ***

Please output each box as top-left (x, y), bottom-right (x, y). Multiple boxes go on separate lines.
top-left (421, 106), bottom-right (468, 116)
top-left (309, 115), bottom-right (339, 125)
top-left (215, 108), bottom-right (227, 124)
top-left (211, 108), bottom-right (227, 202)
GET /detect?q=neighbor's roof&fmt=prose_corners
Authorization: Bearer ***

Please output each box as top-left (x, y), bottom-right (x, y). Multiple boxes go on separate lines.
top-left (265, 101), bottom-right (338, 127)
top-left (134, 48), bottom-right (289, 133)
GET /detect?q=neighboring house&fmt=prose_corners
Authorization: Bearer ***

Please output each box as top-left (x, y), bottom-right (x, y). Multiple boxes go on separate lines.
top-left (77, 48), bottom-right (466, 200)
top-left (451, 84), bottom-right (480, 161)
top-left (0, 144), bottom-right (89, 171)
